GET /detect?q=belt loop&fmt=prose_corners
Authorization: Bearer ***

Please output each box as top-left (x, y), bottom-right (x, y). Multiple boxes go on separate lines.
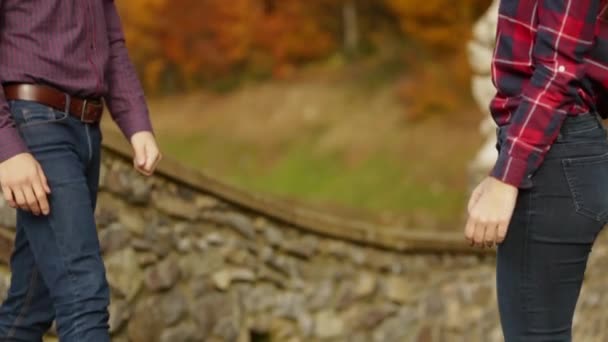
top-left (81, 99), bottom-right (87, 122)
top-left (63, 92), bottom-right (71, 117)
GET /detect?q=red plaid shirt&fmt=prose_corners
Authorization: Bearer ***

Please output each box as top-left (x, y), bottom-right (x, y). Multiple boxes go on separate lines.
top-left (490, 0), bottom-right (608, 188)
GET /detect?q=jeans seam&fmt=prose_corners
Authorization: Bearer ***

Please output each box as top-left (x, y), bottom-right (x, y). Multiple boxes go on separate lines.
top-left (520, 189), bottom-right (533, 327)
top-left (85, 124), bottom-right (92, 164)
top-left (46, 214), bottom-right (88, 340)
top-left (4, 269), bottom-right (39, 340)
top-left (46, 217), bottom-right (80, 299)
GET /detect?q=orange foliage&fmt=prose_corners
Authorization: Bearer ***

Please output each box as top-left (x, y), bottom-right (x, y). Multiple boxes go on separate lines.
top-left (384, 0), bottom-right (492, 51)
top-left (115, 0), bottom-right (166, 90)
top-left (384, 0), bottom-right (492, 119)
top-left (159, 0), bottom-right (256, 84)
top-left (118, 0), bottom-right (492, 94)
top-left (255, 0), bottom-right (336, 77)
top-left (119, 0), bottom-right (339, 91)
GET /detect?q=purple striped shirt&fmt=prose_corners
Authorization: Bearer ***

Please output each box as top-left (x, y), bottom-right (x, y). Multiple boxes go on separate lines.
top-left (0, 0), bottom-right (153, 162)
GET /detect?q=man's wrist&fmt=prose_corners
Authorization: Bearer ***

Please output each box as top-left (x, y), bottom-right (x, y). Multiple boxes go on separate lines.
top-left (129, 130), bottom-right (154, 141)
top-left (0, 127), bottom-right (29, 163)
top-left (110, 110), bottom-right (154, 143)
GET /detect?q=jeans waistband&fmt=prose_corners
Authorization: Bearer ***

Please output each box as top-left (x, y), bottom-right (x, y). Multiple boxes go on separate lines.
top-left (548, 112), bottom-right (608, 160)
top-left (558, 112), bottom-right (604, 136)
top-left (496, 112), bottom-right (608, 160)
top-left (496, 112), bottom-right (604, 141)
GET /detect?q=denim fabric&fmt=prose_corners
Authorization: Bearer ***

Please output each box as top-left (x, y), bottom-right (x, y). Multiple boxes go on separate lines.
top-left (496, 113), bottom-right (608, 341)
top-left (0, 100), bottom-right (110, 341)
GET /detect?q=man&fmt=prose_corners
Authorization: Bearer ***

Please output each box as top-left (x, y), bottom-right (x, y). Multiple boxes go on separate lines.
top-left (0, 1), bottom-right (161, 341)
top-left (465, 0), bottom-right (608, 340)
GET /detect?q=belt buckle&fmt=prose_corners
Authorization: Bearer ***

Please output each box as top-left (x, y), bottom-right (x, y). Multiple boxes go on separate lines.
top-left (80, 99), bottom-right (102, 124)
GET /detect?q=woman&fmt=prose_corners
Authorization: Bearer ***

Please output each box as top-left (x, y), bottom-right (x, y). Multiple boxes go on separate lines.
top-left (465, 0), bottom-right (608, 340)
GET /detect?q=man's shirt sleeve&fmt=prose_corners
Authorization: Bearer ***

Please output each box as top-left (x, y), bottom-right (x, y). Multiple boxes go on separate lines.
top-left (103, 0), bottom-right (154, 140)
top-left (0, 71), bottom-right (27, 161)
top-left (491, 0), bottom-right (601, 188)
top-left (0, 95), bottom-right (28, 162)
top-left (0, 0), bottom-right (28, 163)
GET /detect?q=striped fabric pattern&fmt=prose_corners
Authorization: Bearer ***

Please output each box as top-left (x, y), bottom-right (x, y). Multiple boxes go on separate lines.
top-left (490, 0), bottom-right (608, 188)
top-left (0, 0), bottom-right (153, 162)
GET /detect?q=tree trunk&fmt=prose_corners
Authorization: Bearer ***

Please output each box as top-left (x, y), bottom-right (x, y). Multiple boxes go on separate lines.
top-left (343, 0), bottom-right (359, 55)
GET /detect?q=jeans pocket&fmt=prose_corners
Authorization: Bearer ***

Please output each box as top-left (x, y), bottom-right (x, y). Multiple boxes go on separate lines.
top-left (562, 152), bottom-right (608, 222)
top-left (10, 100), bottom-right (68, 127)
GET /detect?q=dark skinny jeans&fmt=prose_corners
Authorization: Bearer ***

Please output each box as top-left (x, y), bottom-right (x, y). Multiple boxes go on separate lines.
top-left (496, 112), bottom-right (608, 341)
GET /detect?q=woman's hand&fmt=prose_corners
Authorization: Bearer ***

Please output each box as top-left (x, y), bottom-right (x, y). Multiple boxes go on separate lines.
top-left (465, 176), bottom-right (518, 248)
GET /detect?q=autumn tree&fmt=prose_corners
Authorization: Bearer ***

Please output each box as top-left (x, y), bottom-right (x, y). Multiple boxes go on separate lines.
top-left (383, 0), bottom-right (492, 51)
top-left (253, 0), bottom-right (337, 77)
top-left (157, 0), bottom-right (258, 90)
top-left (118, 0), bottom-right (492, 95)
top-left (114, 0), bottom-right (166, 90)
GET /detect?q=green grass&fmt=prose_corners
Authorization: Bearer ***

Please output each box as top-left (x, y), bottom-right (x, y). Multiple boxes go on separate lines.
top-left (159, 133), bottom-right (467, 225)
top-left (148, 58), bottom-right (481, 230)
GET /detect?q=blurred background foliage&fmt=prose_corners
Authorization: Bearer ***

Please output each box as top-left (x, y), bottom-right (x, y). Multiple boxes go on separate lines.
top-left (114, 0), bottom-right (493, 229)
top-left (119, 0), bottom-right (491, 111)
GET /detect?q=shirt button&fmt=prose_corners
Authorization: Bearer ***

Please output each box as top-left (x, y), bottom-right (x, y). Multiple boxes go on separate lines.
top-left (558, 65), bottom-right (566, 72)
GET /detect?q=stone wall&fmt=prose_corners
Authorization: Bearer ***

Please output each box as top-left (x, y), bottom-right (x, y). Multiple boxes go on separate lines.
top-left (0, 134), bottom-right (606, 341)
top-left (91, 151), bottom-right (499, 342)
top-left (0, 131), bottom-right (497, 342)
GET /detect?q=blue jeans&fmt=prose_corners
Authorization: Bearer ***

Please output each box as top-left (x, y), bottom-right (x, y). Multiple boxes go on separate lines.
top-left (0, 100), bottom-right (110, 341)
top-left (496, 112), bottom-right (608, 341)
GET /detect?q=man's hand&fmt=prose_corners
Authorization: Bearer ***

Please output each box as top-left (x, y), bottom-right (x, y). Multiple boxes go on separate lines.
top-left (130, 131), bottom-right (161, 176)
top-left (465, 176), bottom-right (518, 248)
top-left (0, 153), bottom-right (51, 215)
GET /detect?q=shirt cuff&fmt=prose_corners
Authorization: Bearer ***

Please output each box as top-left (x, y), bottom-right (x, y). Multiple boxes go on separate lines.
top-left (490, 151), bottom-right (533, 189)
top-left (0, 126), bottom-right (28, 163)
top-left (116, 114), bottom-right (154, 140)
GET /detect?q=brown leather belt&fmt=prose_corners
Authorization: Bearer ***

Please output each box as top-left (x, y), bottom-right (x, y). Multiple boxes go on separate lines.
top-left (3, 83), bottom-right (104, 124)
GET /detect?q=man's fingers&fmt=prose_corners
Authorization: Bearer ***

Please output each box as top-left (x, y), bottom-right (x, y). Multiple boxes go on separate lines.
top-left (37, 164), bottom-right (51, 194)
top-left (0, 154), bottom-right (55, 213)
top-left (134, 144), bottom-right (161, 176)
top-left (130, 133), bottom-right (161, 176)
top-left (22, 186), bottom-right (40, 215)
top-left (133, 143), bottom-right (146, 167)
top-left (31, 180), bottom-right (50, 215)
top-left (1, 174), bottom-right (50, 215)
top-left (150, 151), bottom-right (162, 173)
top-left (143, 145), bottom-right (157, 172)
top-left (1, 185), bottom-right (16, 208)
top-left (13, 188), bottom-right (29, 211)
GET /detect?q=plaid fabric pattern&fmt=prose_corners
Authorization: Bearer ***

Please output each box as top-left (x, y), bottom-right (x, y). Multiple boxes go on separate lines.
top-left (490, 0), bottom-right (608, 188)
